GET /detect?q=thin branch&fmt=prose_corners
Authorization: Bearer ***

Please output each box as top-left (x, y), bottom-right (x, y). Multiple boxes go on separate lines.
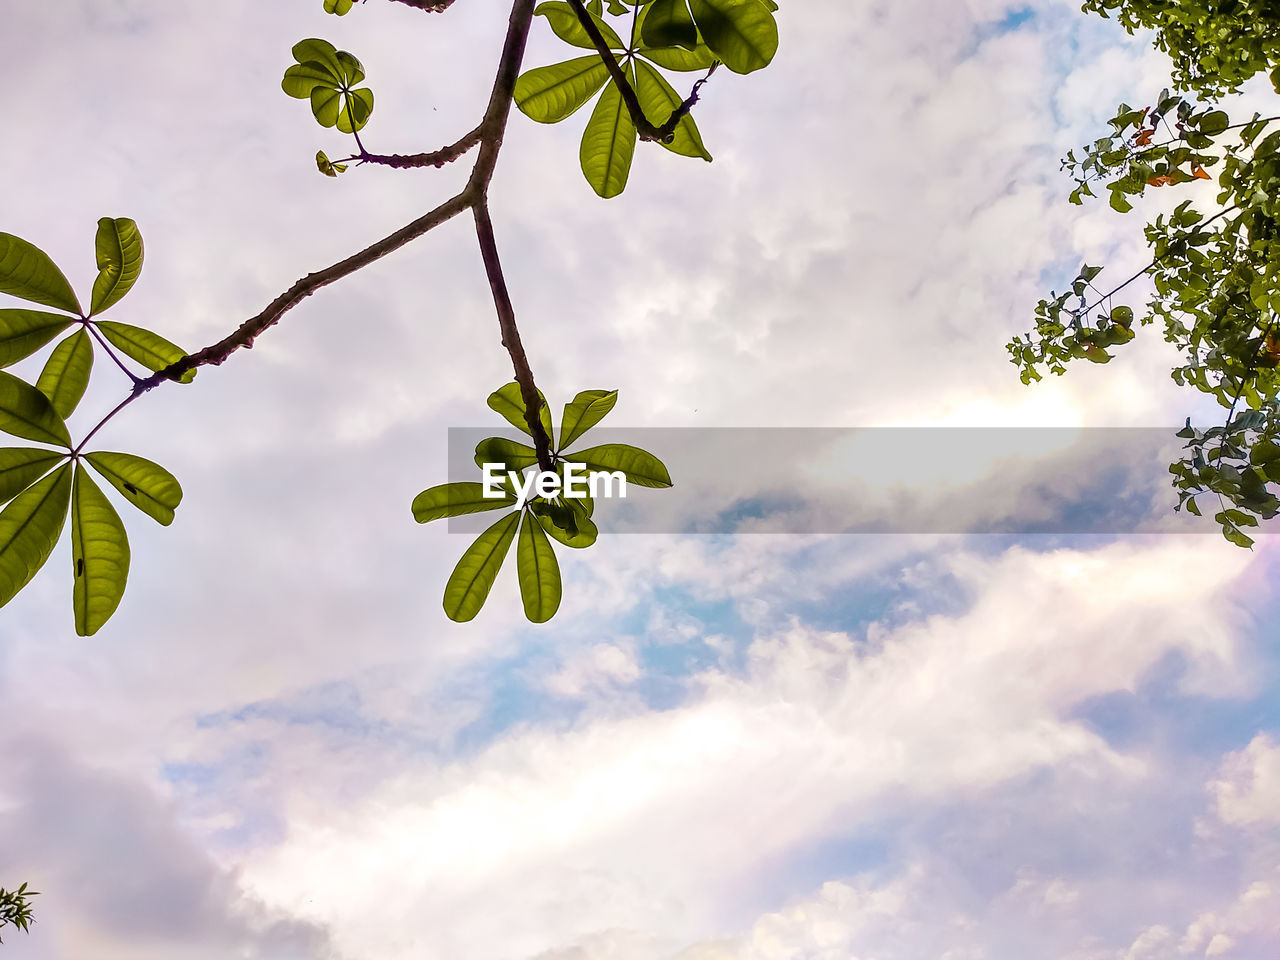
top-left (73, 390), bottom-right (141, 456)
top-left (386, 0), bottom-right (458, 10)
top-left (84, 321), bottom-right (141, 385)
top-left (563, 0), bottom-right (716, 143)
top-left (358, 124), bottom-right (485, 168)
top-left (138, 192), bottom-right (472, 388)
top-left (474, 202), bottom-right (554, 473)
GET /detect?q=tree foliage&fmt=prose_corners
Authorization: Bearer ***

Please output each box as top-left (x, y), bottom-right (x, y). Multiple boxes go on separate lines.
top-left (1010, 0), bottom-right (1280, 547)
top-left (0, 883), bottom-right (37, 944)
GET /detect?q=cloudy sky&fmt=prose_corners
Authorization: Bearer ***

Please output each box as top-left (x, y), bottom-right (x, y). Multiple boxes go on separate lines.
top-left (2, 1), bottom-right (1279, 958)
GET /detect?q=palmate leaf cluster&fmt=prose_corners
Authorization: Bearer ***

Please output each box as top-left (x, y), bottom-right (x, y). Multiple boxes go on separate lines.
top-left (514, 0), bottom-right (780, 197)
top-left (413, 382), bottom-right (672, 623)
top-left (0, 222), bottom-right (188, 635)
top-left (0, 882), bottom-right (38, 943)
top-left (1008, 77), bottom-right (1280, 545)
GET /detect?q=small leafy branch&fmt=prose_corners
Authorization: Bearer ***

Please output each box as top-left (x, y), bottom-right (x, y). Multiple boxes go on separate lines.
top-left (1008, 15), bottom-right (1280, 548)
top-left (0, 882), bottom-right (38, 944)
top-left (0, 0), bottom-right (779, 633)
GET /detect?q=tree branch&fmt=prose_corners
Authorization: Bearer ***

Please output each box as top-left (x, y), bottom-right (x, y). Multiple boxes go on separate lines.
top-left (357, 123), bottom-right (485, 168)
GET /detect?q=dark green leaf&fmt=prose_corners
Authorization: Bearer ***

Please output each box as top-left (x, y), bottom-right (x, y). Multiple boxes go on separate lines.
top-left (580, 62), bottom-right (638, 198)
top-left (0, 448), bottom-right (64, 507)
top-left (95, 321), bottom-right (195, 383)
top-left (562, 442), bottom-right (673, 487)
top-left (488, 381), bottom-right (554, 445)
top-left (412, 481), bottom-right (518, 523)
top-left (534, 495), bottom-right (598, 548)
top-left (0, 370), bottom-right (71, 447)
top-left (641, 0), bottom-right (699, 50)
top-left (316, 150), bottom-right (349, 177)
top-left (688, 0), bottom-right (777, 74)
top-left (84, 451), bottom-right (183, 526)
top-left (36, 330), bottom-right (93, 420)
top-left (0, 310), bottom-right (74, 368)
top-left (559, 389), bottom-right (618, 450)
top-left (633, 60), bottom-right (712, 159)
top-left (474, 437), bottom-right (539, 473)
top-left (534, 1), bottom-right (624, 49)
top-left (517, 510), bottom-right (561, 622)
top-left (71, 464), bottom-right (130, 636)
top-left (515, 56), bottom-right (612, 124)
top-left (0, 233), bottom-right (81, 314)
top-left (443, 511), bottom-right (519, 622)
top-left (0, 462), bottom-right (71, 609)
top-left (89, 217), bottom-right (144, 316)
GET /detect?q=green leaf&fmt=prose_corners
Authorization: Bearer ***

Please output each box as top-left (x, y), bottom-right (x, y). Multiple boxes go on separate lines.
top-left (89, 218), bottom-right (144, 316)
top-left (1221, 521), bottom-right (1255, 549)
top-left (71, 464), bottom-right (130, 636)
top-left (0, 370), bottom-right (71, 447)
top-left (311, 86), bottom-right (343, 127)
top-left (487, 381), bottom-right (554, 445)
top-left (639, 42), bottom-right (718, 71)
top-left (1198, 110), bottom-right (1230, 136)
top-left (84, 452), bottom-right (183, 526)
top-left (316, 150), bottom-right (349, 177)
top-left (580, 62), bottom-right (638, 198)
top-left (534, 1), bottom-right (624, 49)
top-left (291, 38), bottom-right (344, 78)
top-left (412, 481), bottom-right (519, 523)
top-left (95, 321), bottom-right (195, 383)
top-left (283, 61), bottom-right (340, 99)
top-left (0, 448), bottom-right (64, 507)
top-left (337, 88), bottom-right (375, 134)
top-left (559, 389), bottom-right (618, 450)
top-left (0, 233), bottom-right (81, 315)
top-left (562, 442), bottom-right (674, 487)
top-left (533, 495), bottom-right (598, 548)
top-left (687, 0), bottom-right (777, 74)
top-left (0, 310), bottom-right (75, 368)
top-left (515, 56), bottom-right (612, 124)
top-left (633, 60), bottom-right (712, 159)
top-left (641, 0), bottom-right (699, 50)
top-left (443, 511), bottom-right (519, 622)
top-left (1110, 305), bottom-right (1134, 327)
top-left (0, 462), bottom-right (71, 609)
top-left (474, 437), bottom-right (540, 472)
top-left (517, 510), bottom-right (561, 622)
top-left (36, 330), bottom-right (93, 420)
top-left (324, 0), bottom-right (355, 13)
top-left (334, 51), bottom-right (366, 86)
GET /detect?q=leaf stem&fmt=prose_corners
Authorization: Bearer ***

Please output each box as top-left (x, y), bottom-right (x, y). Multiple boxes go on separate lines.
top-left (84, 321), bottom-right (142, 385)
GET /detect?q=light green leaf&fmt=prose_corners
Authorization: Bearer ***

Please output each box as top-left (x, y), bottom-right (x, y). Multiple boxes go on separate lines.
top-left (580, 62), bottom-right (638, 198)
top-left (36, 330), bottom-right (93, 420)
top-left (535, 1), bottom-right (624, 49)
top-left (412, 481), bottom-right (518, 523)
top-left (84, 451), bottom-right (183, 526)
top-left (688, 0), bottom-right (777, 74)
top-left (291, 38), bottom-right (344, 78)
top-left (488, 381), bottom-right (554, 445)
top-left (0, 310), bottom-right (75, 368)
top-left (95, 321), bottom-right (195, 383)
top-left (562, 442), bottom-right (673, 487)
top-left (641, 0), bottom-right (699, 50)
top-left (0, 448), bottom-right (64, 507)
top-left (443, 511), bottom-right (520, 622)
top-left (533, 495), bottom-right (598, 548)
top-left (334, 51), bottom-right (366, 86)
top-left (316, 150), bottom-right (348, 177)
top-left (638, 43), bottom-right (718, 71)
top-left (474, 437), bottom-right (539, 472)
top-left (0, 462), bottom-right (71, 609)
top-left (71, 464), bottom-right (130, 636)
top-left (324, 0), bottom-right (355, 13)
top-left (282, 62), bottom-right (339, 99)
top-left (311, 86), bottom-right (343, 127)
top-left (514, 56), bottom-right (612, 124)
top-left (89, 218), bottom-right (144, 316)
top-left (0, 233), bottom-right (81, 315)
top-left (559, 389), bottom-right (618, 450)
top-left (633, 60), bottom-right (712, 159)
top-left (517, 510), bottom-right (561, 622)
top-left (337, 87), bottom-right (375, 134)
top-left (0, 370), bottom-right (72, 447)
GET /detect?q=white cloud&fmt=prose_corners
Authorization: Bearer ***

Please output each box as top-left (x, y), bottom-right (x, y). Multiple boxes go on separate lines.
top-left (1211, 734), bottom-right (1280, 827)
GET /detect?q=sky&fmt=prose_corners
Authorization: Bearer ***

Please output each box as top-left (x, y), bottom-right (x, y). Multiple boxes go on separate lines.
top-left (2, 1), bottom-right (1279, 959)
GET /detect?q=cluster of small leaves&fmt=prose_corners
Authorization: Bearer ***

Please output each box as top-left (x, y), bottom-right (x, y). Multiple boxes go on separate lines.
top-left (1081, 0), bottom-right (1280, 98)
top-left (280, 39), bottom-right (375, 177)
top-left (1, 223), bottom-right (188, 635)
top-left (1010, 90), bottom-right (1280, 543)
top-left (0, 883), bottom-right (37, 944)
top-left (413, 383), bottom-right (672, 622)
top-left (514, 0), bottom-right (779, 197)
